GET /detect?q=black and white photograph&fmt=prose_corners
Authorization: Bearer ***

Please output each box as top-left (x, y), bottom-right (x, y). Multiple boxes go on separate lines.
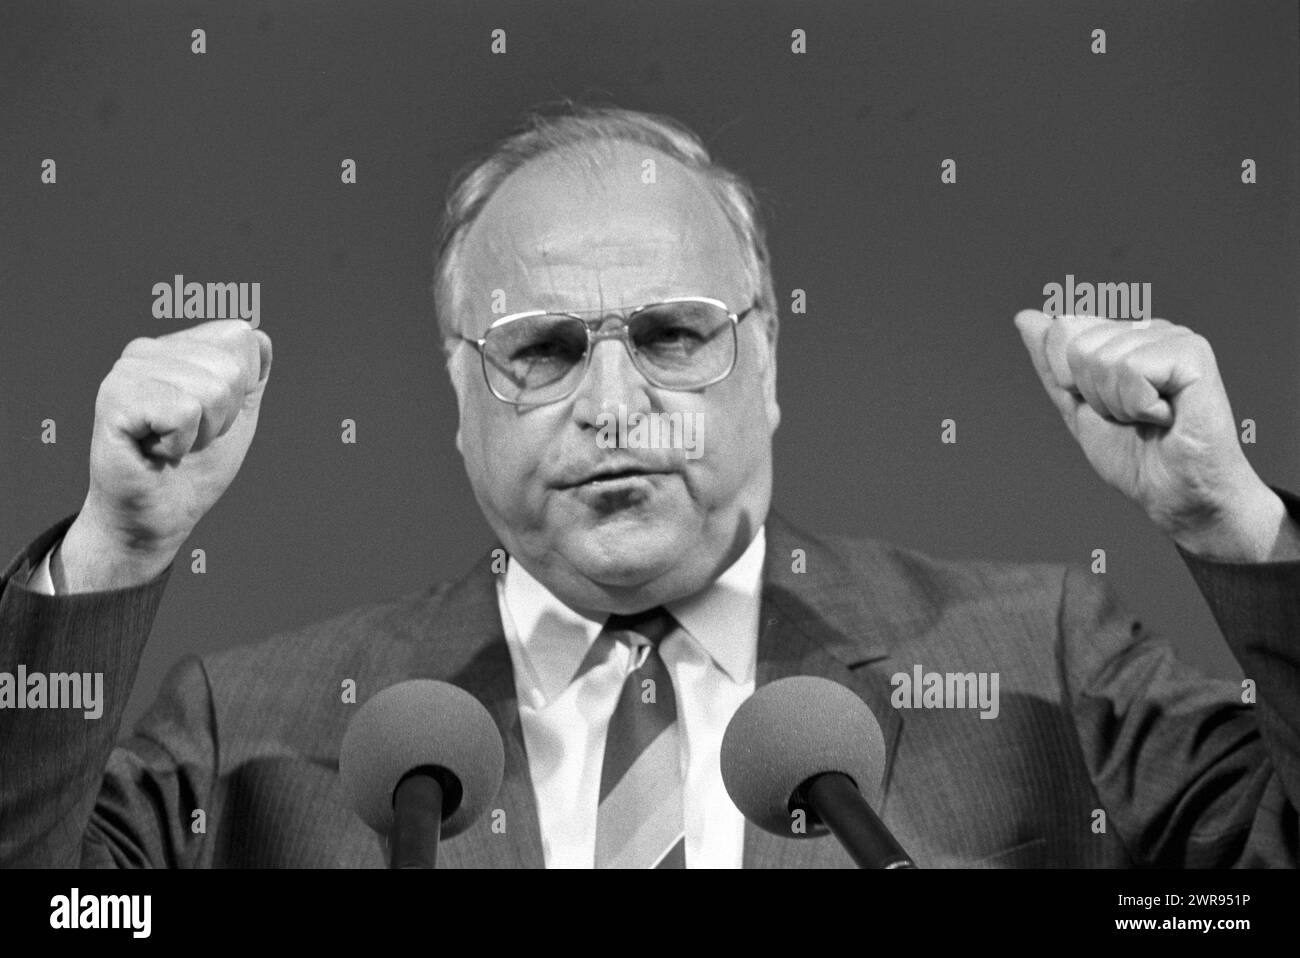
top-left (1, 0), bottom-right (1296, 941)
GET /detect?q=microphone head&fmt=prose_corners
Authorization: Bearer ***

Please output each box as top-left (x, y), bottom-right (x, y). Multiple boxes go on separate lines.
top-left (720, 675), bottom-right (886, 838)
top-left (339, 679), bottom-right (505, 839)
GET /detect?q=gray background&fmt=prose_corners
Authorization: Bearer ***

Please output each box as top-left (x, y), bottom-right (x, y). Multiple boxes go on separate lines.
top-left (2, 0), bottom-right (1296, 734)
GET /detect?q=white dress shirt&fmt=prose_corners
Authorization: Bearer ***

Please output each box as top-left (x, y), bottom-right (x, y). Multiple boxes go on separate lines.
top-left (499, 527), bottom-right (765, 868)
top-left (25, 525), bottom-right (767, 867)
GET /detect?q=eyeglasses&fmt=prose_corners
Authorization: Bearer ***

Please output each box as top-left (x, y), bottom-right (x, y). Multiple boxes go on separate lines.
top-left (455, 296), bottom-right (761, 406)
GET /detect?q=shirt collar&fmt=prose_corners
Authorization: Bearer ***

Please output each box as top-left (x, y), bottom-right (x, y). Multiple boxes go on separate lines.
top-left (502, 526), bottom-right (766, 705)
top-left (663, 525), bottom-right (764, 685)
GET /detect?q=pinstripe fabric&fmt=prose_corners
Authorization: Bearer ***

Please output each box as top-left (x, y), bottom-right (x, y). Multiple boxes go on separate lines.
top-left (4, 504), bottom-right (1300, 868)
top-left (582, 608), bottom-right (686, 869)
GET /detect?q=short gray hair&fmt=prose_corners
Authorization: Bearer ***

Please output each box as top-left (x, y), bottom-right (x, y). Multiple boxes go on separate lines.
top-left (431, 102), bottom-right (778, 360)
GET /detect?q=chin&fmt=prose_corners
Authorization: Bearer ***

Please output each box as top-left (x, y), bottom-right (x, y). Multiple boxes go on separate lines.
top-left (565, 517), bottom-right (691, 587)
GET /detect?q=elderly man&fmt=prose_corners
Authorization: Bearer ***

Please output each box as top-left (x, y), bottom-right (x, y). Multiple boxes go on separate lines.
top-left (2, 105), bottom-right (1299, 868)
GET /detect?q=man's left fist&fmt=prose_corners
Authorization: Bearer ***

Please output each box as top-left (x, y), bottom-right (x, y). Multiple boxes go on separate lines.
top-left (1014, 309), bottom-right (1279, 557)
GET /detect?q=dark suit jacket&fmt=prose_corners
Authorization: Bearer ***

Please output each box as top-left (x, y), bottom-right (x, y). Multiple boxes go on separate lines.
top-left (2, 503), bottom-right (1299, 868)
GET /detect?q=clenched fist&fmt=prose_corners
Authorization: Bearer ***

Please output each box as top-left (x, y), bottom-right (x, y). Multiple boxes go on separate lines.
top-left (1014, 310), bottom-right (1297, 562)
top-left (57, 320), bottom-right (272, 591)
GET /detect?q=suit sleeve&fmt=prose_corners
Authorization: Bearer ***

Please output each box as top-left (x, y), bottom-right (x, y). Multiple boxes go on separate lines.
top-left (0, 515), bottom-right (216, 868)
top-left (1061, 487), bottom-right (1300, 867)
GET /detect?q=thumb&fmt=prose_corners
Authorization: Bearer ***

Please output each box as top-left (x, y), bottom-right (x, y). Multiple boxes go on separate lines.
top-left (252, 329), bottom-right (273, 385)
top-left (243, 329), bottom-right (273, 407)
top-left (1014, 309), bottom-right (1080, 432)
top-left (1013, 309), bottom-right (1052, 366)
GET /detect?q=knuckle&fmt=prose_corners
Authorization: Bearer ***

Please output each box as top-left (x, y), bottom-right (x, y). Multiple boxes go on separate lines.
top-left (93, 375), bottom-right (117, 411)
top-left (105, 356), bottom-right (135, 381)
top-left (98, 359), bottom-right (140, 402)
top-left (176, 391), bottom-right (205, 425)
top-left (194, 374), bottom-right (233, 412)
top-left (121, 336), bottom-right (157, 358)
top-left (212, 320), bottom-right (254, 348)
top-left (1116, 351), bottom-right (1144, 379)
top-left (208, 334), bottom-right (255, 381)
top-left (200, 350), bottom-right (244, 389)
top-left (1064, 339), bottom-right (1095, 372)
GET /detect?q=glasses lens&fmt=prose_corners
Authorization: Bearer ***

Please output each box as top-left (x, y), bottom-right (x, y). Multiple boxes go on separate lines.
top-left (630, 301), bottom-right (735, 386)
top-left (479, 300), bottom-right (741, 404)
top-left (482, 314), bottom-right (587, 403)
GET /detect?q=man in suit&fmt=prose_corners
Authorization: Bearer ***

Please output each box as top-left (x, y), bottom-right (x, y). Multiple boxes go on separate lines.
top-left (2, 104), bottom-right (1299, 868)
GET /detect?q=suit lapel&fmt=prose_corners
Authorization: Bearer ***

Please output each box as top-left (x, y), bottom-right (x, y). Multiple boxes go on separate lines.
top-left (448, 634), bottom-right (545, 869)
top-left (743, 513), bottom-right (905, 868)
top-left (409, 551), bottom-right (545, 869)
top-left (417, 512), bottom-right (910, 869)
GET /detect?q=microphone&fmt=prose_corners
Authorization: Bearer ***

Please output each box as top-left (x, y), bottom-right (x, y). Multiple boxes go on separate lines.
top-left (339, 679), bottom-right (505, 868)
top-left (720, 675), bottom-right (916, 869)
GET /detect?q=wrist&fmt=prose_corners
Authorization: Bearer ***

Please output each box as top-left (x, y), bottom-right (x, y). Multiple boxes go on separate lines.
top-left (1170, 479), bottom-right (1300, 562)
top-left (57, 514), bottom-right (179, 593)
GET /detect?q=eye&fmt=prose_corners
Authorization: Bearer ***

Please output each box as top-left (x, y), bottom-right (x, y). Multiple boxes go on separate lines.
top-left (512, 336), bottom-right (578, 362)
top-left (496, 318), bottom-right (587, 365)
top-left (634, 305), bottom-right (716, 352)
top-left (642, 324), bottom-right (704, 346)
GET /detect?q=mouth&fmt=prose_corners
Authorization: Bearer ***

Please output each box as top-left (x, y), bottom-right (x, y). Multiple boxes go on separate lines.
top-left (561, 465), bottom-right (668, 489)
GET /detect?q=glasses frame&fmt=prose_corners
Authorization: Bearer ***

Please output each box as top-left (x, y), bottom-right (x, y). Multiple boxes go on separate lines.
top-left (456, 295), bottom-right (761, 406)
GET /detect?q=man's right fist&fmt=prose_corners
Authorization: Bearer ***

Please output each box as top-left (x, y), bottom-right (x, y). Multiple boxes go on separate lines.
top-left (56, 320), bottom-right (272, 592)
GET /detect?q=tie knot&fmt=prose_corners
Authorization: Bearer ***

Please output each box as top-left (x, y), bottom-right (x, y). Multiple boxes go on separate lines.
top-left (603, 606), bottom-right (675, 648)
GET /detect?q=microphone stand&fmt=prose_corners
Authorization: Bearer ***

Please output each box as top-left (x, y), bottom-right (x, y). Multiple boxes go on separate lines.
top-left (802, 772), bottom-right (916, 869)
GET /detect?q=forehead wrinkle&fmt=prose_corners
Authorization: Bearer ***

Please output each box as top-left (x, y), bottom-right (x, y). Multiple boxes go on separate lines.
top-left (526, 235), bottom-right (683, 271)
top-left (459, 143), bottom-right (751, 319)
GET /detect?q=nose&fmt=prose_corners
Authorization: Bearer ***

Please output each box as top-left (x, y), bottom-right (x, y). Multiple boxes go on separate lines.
top-left (569, 323), bottom-right (655, 428)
